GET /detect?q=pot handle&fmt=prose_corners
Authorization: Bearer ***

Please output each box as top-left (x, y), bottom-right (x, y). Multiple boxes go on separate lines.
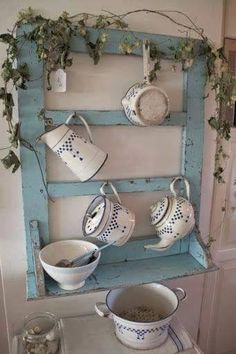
top-left (66, 113), bottom-right (93, 144)
top-left (172, 287), bottom-right (187, 302)
top-left (95, 302), bottom-right (112, 319)
top-left (100, 181), bottom-right (122, 204)
top-left (170, 176), bottom-right (190, 201)
top-left (143, 40), bottom-right (151, 84)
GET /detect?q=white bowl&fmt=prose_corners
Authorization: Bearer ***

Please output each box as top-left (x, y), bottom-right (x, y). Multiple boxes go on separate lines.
top-left (39, 240), bottom-right (101, 290)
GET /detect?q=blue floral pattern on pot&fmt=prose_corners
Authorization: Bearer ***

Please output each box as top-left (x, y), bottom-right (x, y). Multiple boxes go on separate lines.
top-left (114, 320), bottom-right (169, 340)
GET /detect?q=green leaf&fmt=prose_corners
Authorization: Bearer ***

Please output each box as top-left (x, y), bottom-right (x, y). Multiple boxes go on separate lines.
top-left (0, 33), bottom-right (16, 45)
top-left (1, 150), bottom-right (20, 173)
top-left (208, 116), bottom-right (219, 130)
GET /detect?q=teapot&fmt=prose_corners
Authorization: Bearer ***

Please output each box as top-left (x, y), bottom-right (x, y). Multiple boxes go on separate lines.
top-left (145, 176), bottom-right (195, 251)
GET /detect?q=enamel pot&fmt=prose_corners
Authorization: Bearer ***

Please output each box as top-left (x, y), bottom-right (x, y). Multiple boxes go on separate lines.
top-left (146, 176), bottom-right (195, 251)
top-left (82, 182), bottom-right (135, 246)
top-left (37, 114), bottom-right (108, 182)
top-left (121, 40), bottom-right (169, 126)
top-left (95, 283), bottom-right (186, 350)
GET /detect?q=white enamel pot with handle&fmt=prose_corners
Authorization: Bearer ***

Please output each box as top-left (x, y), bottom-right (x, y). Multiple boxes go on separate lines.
top-left (145, 176), bottom-right (195, 251)
top-left (37, 113), bottom-right (108, 182)
top-left (82, 181), bottom-right (135, 246)
top-left (95, 283), bottom-right (187, 350)
top-left (121, 40), bottom-right (169, 126)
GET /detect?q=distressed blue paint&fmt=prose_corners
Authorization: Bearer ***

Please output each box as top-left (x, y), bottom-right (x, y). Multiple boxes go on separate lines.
top-left (29, 253), bottom-right (216, 299)
top-left (17, 24), bottom-right (211, 299)
top-left (98, 237), bottom-right (182, 265)
top-left (29, 220), bottom-right (46, 297)
top-left (18, 25), bottom-right (49, 299)
top-left (189, 233), bottom-right (209, 268)
top-left (48, 177), bottom-right (174, 198)
top-left (70, 27), bottom-right (202, 58)
top-left (185, 57), bottom-right (206, 216)
top-left (182, 72), bottom-right (188, 112)
top-left (45, 110), bottom-right (187, 127)
top-left (27, 272), bottom-right (39, 300)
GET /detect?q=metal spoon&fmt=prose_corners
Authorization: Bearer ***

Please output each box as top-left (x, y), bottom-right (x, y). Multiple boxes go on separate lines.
top-left (55, 242), bottom-right (115, 268)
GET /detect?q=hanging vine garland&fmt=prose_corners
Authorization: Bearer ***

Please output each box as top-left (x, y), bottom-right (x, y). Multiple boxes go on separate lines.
top-left (0, 7), bottom-right (234, 182)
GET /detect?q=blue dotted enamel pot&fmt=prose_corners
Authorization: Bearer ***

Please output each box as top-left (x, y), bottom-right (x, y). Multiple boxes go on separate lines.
top-left (95, 283), bottom-right (187, 350)
top-left (37, 114), bottom-right (108, 182)
top-left (82, 182), bottom-right (135, 246)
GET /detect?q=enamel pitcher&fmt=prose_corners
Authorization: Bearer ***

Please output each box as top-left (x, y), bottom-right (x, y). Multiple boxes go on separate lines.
top-left (38, 114), bottom-right (108, 182)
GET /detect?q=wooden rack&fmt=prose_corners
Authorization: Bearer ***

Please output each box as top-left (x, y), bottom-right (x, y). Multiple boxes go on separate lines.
top-left (17, 25), bottom-right (215, 299)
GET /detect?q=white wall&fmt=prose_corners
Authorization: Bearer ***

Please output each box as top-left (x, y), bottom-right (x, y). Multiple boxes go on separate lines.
top-left (0, 1), bottom-right (224, 352)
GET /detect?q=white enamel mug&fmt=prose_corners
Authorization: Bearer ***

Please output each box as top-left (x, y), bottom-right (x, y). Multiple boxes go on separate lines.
top-left (95, 283), bottom-right (186, 350)
top-left (37, 114), bottom-right (108, 182)
top-left (121, 40), bottom-right (169, 126)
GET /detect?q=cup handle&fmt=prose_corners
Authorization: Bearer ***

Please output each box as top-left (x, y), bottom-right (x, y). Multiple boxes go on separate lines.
top-left (66, 113), bottom-right (93, 144)
top-left (95, 302), bottom-right (112, 318)
top-left (170, 176), bottom-right (190, 201)
top-left (143, 40), bottom-right (151, 84)
top-left (100, 181), bottom-right (122, 204)
top-left (172, 287), bottom-right (187, 302)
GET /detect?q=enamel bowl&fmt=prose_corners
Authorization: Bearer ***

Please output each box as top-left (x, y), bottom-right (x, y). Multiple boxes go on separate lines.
top-left (39, 240), bottom-right (101, 290)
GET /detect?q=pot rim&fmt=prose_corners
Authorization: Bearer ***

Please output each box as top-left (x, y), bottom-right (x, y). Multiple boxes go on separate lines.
top-left (105, 283), bottom-right (180, 324)
top-left (82, 195), bottom-right (111, 237)
top-left (154, 196), bottom-right (174, 228)
top-left (151, 196), bottom-right (170, 226)
top-left (37, 123), bottom-right (71, 149)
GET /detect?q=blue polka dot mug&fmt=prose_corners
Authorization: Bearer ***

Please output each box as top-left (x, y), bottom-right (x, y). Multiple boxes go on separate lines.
top-left (82, 181), bottom-right (135, 246)
top-left (37, 113), bottom-right (108, 182)
top-left (146, 176), bottom-right (195, 251)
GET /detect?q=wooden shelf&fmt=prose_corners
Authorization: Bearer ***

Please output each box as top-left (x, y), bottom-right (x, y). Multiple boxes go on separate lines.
top-left (29, 251), bottom-right (216, 300)
top-left (18, 24), bottom-right (214, 300)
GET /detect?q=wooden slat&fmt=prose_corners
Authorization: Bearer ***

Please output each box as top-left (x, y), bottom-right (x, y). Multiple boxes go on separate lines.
top-left (98, 236), bottom-right (182, 265)
top-left (18, 25), bottom-right (49, 301)
top-left (45, 110), bottom-right (187, 127)
top-left (29, 220), bottom-right (46, 297)
top-left (70, 27), bottom-right (201, 58)
top-left (184, 57), bottom-right (209, 267)
top-left (48, 177), bottom-right (174, 198)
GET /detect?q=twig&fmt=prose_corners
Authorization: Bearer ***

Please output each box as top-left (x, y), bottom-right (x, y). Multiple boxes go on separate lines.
top-left (20, 138), bottom-right (54, 202)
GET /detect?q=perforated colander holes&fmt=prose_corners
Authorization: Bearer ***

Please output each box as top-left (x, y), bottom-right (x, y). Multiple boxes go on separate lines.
top-left (56, 133), bottom-right (84, 160)
top-left (160, 224), bottom-right (174, 235)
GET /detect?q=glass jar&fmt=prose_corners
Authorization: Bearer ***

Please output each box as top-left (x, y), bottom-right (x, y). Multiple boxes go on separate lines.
top-left (22, 312), bottom-right (60, 354)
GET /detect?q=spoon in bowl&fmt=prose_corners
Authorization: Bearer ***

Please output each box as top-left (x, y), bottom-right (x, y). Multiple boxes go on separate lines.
top-left (55, 241), bottom-right (115, 268)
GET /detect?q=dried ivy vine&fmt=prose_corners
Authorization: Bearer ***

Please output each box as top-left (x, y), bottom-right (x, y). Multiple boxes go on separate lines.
top-left (0, 7), bottom-right (234, 183)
